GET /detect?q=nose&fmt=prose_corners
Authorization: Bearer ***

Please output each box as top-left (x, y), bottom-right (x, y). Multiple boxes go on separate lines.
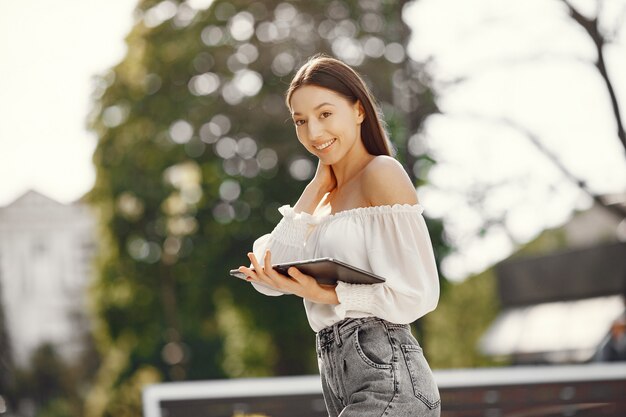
top-left (307, 117), bottom-right (324, 140)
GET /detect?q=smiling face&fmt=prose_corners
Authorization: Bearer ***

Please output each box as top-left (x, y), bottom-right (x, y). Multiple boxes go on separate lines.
top-left (289, 85), bottom-right (365, 165)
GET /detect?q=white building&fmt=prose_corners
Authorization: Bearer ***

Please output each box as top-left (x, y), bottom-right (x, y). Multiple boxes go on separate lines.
top-left (0, 189), bottom-right (97, 367)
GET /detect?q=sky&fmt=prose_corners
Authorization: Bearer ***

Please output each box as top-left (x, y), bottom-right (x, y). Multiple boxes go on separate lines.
top-left (403, 0), bottom-right (626, 279)
top-left (1, 0), bottom-right (625, 280)
top-left (0, 0), bottom-right (137, 206)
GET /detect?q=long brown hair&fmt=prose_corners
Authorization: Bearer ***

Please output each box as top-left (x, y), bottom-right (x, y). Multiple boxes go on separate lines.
top-left (285, 54), bottom-right (394, 156)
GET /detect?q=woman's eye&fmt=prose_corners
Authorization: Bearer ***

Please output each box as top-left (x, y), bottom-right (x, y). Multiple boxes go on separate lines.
top-left (321, 112), bottom-right (331, 119)
top-left (294, 119), bottom-right (305, 126)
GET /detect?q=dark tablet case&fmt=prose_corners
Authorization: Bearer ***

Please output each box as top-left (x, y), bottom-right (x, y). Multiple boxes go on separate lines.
top-left (230, 257), bottom-right (386, 286)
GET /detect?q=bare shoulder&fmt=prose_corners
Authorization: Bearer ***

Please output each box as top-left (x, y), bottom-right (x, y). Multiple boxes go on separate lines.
top-left (360, 155), bottom-right (419, 206)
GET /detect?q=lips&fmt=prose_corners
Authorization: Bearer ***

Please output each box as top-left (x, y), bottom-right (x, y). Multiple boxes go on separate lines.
top-left (314, 138), bottom-right (336, 151)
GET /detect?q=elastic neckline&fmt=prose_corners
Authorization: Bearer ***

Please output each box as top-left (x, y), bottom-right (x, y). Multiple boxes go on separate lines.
top-left (314, 203), bottom-right (424, 224)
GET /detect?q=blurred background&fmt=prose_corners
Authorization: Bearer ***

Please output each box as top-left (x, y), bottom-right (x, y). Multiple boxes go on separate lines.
top-left (1, 0), bottom-right (625, 416)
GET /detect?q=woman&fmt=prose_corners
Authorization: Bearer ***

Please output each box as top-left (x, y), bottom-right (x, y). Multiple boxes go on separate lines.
top-left (237, 54), bottom-right (441, 417)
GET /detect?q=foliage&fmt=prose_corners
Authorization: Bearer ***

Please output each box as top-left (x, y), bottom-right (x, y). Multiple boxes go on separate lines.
top-left (423, 269), bottom-right (501, 369)
top-left (6, 344), bottom-right (82, 417)
top-left (85, 0), bottom-right (446, 415)
top-left (0, 282), bottom-right (12, 396)
top-left (1, 302), bottom-right (100, 416)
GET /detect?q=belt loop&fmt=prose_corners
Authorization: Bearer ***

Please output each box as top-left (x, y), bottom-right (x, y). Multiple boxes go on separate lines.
top-left (333, 322), bottom-right (342, 347)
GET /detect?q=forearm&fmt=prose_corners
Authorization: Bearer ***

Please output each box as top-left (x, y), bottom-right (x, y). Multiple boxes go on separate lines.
top-left (306, 284), bottom-right (339, 305)
top-left (293, 182), bottom-right (327, 215)
top-left (334, 281), bottom-right (439, 323)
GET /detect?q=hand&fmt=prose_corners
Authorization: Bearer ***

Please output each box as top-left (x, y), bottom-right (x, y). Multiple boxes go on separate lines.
top-left (238, 250), bottom-right (339, 304)
top-left (293, 160), bottom-right (336, 214)
top-left (310, 159), bottom-right (337, 195)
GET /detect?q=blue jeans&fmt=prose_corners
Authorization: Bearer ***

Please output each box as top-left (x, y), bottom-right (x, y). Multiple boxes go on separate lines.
top-left (316, 317), bottom-right (441, 417)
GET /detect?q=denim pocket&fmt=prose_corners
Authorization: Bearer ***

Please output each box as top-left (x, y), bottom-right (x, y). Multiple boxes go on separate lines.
top-left (401, 344), bottom-right (441, 409)
top-left (353, 324), bottom-right (393, 369)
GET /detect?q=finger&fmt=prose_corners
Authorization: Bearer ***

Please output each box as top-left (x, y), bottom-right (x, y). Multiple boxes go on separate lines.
top-left (263, 250), bottom-right (291, 290)
top-left (238, 266), bottom-right (257, 281)
top-left (247, 253), bottom-right (272, 287)
top-left (287, 266), bottom-right (299, 280)
top-left (264, 250), bottom-right (274, 276)
top-left (288, 267), bottom-right (311, 283)
top-left (249, 252), bottom-right (278, 290)
top-left (247, 252), bottom-right (263, 275)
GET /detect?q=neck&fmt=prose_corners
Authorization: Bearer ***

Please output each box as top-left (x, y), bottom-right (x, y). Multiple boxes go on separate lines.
top-left (331, 140), bottom-right (374, 188)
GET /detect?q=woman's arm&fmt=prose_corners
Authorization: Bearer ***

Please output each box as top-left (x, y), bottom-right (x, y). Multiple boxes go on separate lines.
top-left (293, 160), bottom-right (336, 214)
top-left (239, 250), bottom-right (339, 304)
top-left (326, 155), bottom-right (439, 323)
top-left (242, 161), bottom-right (336, 299)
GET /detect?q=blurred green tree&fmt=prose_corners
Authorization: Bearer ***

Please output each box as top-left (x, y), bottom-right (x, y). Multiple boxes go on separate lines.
top-left (0, 289), bottom-right (99, 417)
top-left (85, 0), bottom-right (446, 415)
top-left (7, 343), bottom-right (80, 417)
top-left (423, 269), bottom-right (501, 369)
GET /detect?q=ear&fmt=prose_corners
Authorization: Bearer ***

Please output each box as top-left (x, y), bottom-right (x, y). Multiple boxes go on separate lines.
top-left (354, 100), bottom-right (365, 124)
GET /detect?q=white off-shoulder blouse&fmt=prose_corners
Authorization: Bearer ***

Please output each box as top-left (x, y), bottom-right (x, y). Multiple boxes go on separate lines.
top-left (250, 203), bottom-right (440, 332)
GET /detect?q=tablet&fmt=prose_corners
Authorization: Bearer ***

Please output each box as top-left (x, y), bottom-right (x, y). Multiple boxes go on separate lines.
top-left (230, 257), bottom-right (386, 285)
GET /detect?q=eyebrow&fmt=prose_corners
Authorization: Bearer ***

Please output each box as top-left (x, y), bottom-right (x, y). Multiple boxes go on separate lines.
top-left (292, 102), bottom-right (335, 116)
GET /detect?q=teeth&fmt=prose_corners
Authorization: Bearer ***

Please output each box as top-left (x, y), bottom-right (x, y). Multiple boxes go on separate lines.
top-left (314, 139), bottom-right (336, 150)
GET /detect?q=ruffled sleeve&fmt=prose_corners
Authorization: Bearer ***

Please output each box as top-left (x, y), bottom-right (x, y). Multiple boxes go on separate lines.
top-left (249, 205), bottom-right (312, 296)
top-left (334, 206), bottom-right (440, 323)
